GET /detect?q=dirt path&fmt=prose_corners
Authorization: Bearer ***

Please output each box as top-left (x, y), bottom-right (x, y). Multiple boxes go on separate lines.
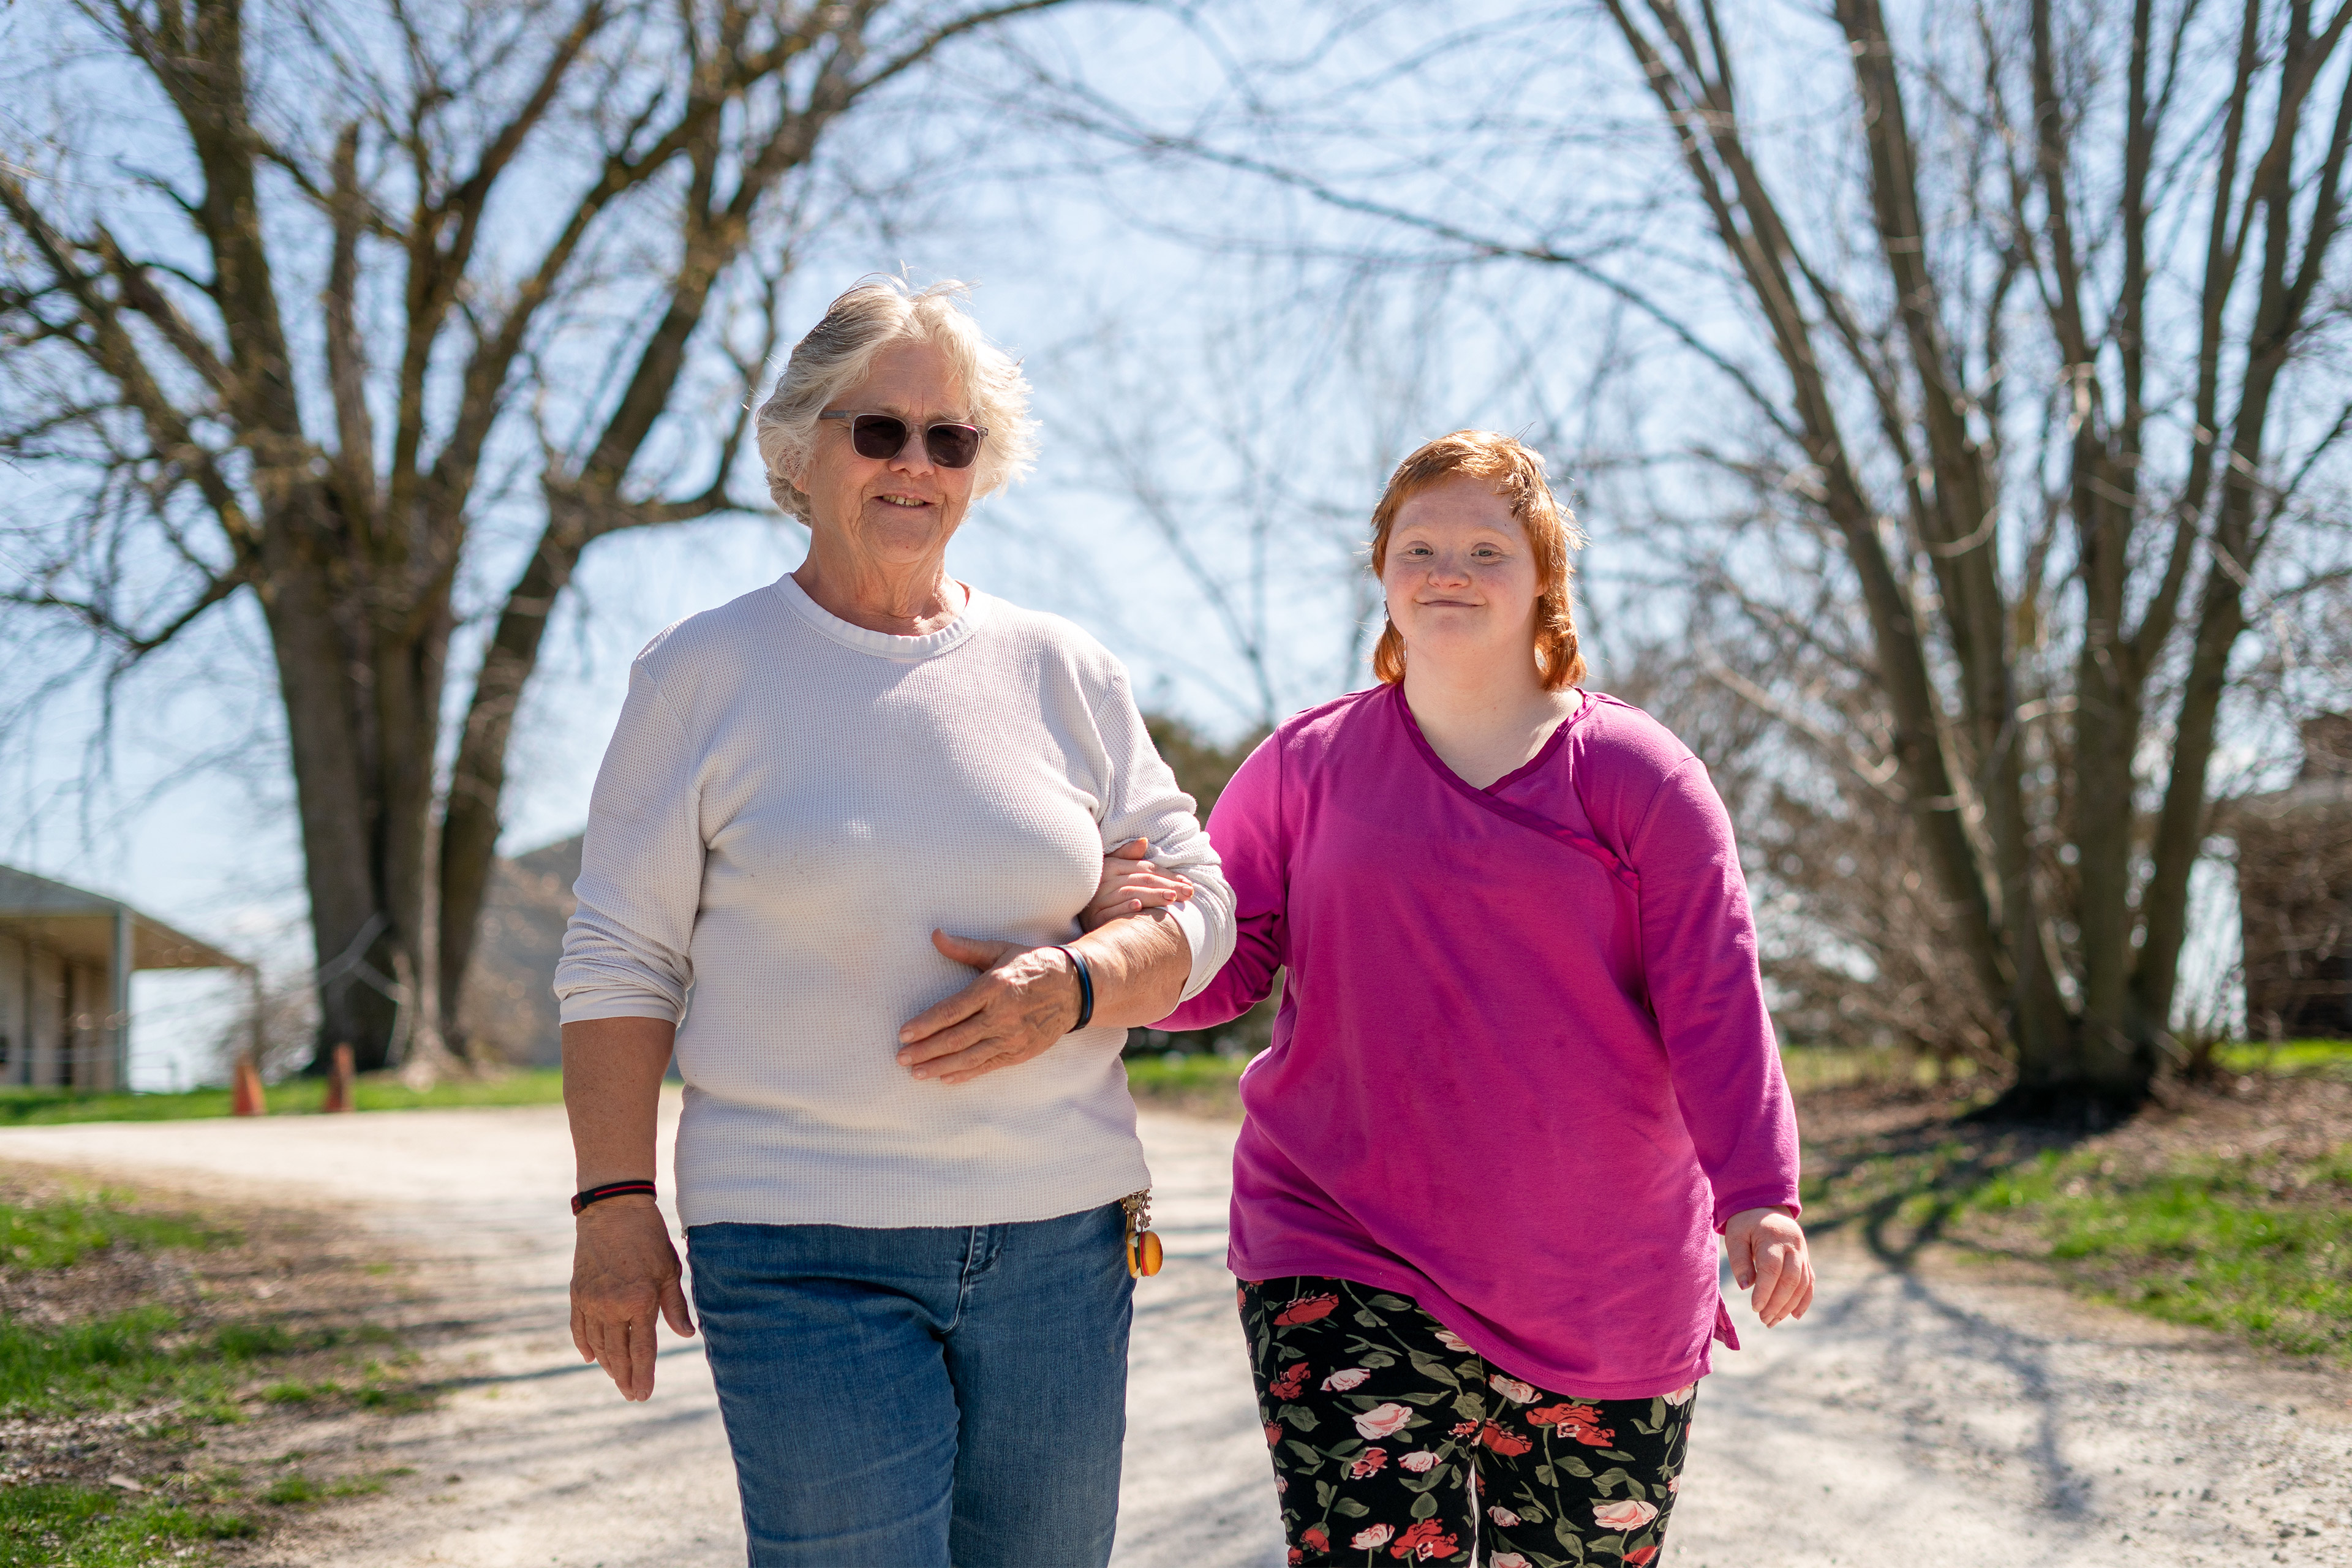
top-left (1, 1102), bottom-right (2346, 1567)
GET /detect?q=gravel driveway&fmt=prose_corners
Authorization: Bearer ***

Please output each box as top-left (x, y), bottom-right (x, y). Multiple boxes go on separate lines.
top-left (0, 1100), bottom-right (2345, 1567)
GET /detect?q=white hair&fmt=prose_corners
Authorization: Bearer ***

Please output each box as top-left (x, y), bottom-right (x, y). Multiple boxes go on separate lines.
top-left (754, 276), bottom-right (1039, 522)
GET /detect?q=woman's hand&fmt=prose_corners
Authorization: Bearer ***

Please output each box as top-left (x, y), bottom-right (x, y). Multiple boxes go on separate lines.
top-left (1723, 1206), bottom-right (1814, 1327)
top-left (1082, 838), bottom-right (1193, 932)
top-left (897, 932), bottom-right (1083, 1084)
top-left (570, 1196), bottom-right (695, 1401)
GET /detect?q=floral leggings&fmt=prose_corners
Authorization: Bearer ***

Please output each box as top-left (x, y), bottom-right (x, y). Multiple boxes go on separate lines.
top-left (1240, 1277), bottom-right (1694, 1567)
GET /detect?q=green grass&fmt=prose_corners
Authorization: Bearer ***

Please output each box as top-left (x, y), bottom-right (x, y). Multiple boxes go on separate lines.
top-left (2209, 1039), bottom-right (2352, 1076)
top-left (1777, 1042), bottom-right (1999, 1095)
top-left (0, 1192), bottom-right (233, 1268)
top-left (0, 1190), bottom-right (272, 1417)
top-left (0, 1305), bottom-right (326, 1417)
top-left (1963, 1144), bottom-right (2352, 1359)
top-left (0, 1484), bottom-right (256, 1568)
top-left (1123, 1051), bottom-right (1250, 1116)
top-left (1121, 1052), bottom-right (1249, 1095)
top-left (352, 1379), bottom-right (434, 1412)
top-left (0, 1186), bottom-right (425, 1562)
top-left (258, 1380), bottom-right (339, 1406)
top-left (0, 1068), bottom-right (567, 1127)
top-left (1780, 1037), bottom-right (2352, 1095)
top-left (1796, 1087), bottom-right (2352, 1362)
top-left (211, 1322), bottom-right (296, 1360)
top-left (0, 1314), bottom-right (426, 1420)
top-left (0, 1191), bottom-right (403, 1419)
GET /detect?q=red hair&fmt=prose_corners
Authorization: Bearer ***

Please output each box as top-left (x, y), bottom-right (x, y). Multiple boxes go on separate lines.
top-left (1368, 431), bottom-right (1586, 690)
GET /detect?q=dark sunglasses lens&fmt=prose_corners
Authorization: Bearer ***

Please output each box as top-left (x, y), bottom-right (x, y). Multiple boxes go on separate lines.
top-left (925, 424), bottom-right (981, 469)
top-left (849, 415), bottom-right (908, 459)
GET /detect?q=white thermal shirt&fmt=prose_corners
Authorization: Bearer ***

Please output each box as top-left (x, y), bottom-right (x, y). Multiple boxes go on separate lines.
top-left (554, 573), bottom-right (1235, 1229)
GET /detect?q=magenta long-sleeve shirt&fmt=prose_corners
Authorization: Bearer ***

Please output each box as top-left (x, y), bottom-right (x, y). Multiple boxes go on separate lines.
top-left (1159, 684), bottom-right (1800, 1398)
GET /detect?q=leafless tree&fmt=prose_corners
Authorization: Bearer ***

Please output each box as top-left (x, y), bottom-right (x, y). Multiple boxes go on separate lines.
top-left (1605, 0), bottom-right (2352, 1110)
top-left (1036, 254), bottom-right (1580, 731)
top-left (1068, 313), bottom-right (1395, 729)
top-left (1029, 0), bottom-right (2352, 1110)
top-left (1, 0), bottom-right (1072, 1071)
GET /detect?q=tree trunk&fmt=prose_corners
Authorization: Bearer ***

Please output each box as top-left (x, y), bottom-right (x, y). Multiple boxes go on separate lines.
top-left (257, 482), bottom-right (456, 1075)
top-left (434, 131), bottom-right (788, 1045)
top-left (3, 0), bottom-right (1082, 1079)
top-left (260, 541), bottom-right (399, 1069)
top-left (437, 527), bottom-right (582, 1041)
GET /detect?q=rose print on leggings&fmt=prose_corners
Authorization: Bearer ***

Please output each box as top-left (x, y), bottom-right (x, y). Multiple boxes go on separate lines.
top-left (1390, 1519), bottom-right (1459, 1559)
top-left (1526, 1401), bottom-right (1615, 1447)
top-left (1275, 1292), bottom-right (1340, 1325)
top-left (1592, 1499), bottom-right (1660, 1531)
top-left (1240, 1276), bottom-right (1694, 1567)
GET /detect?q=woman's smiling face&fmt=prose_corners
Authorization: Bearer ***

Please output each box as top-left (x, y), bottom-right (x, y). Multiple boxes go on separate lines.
top-left (1380, 475), bottom-right (1540, 673)
top-left (792, 339), bottom-right (979, 567)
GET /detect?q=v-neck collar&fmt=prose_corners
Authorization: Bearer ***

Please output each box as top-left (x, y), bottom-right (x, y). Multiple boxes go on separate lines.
top-left (1387, 683), bottom-right (1639, 891)
top-left (1390, 680), bottom-right (1585, 797)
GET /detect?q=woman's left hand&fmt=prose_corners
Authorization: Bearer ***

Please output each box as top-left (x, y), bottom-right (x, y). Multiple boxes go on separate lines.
top-left (1723, 1206), bottom-right (1814, 1326)
top-left (897, 931), bottom-right (1082, 1084)
top-left (1083, 838), bottom-right (1194, 931)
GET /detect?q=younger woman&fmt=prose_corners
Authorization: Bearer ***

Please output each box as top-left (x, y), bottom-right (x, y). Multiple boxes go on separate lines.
top-left (1143, 431), bottom-right (1811, 1566)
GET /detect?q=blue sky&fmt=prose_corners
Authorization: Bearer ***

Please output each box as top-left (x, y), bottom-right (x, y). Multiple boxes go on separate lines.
top-left (2, 2), bottom-right (1547, 1083)
top-left (2, 1), bottom-right (2293, 1083)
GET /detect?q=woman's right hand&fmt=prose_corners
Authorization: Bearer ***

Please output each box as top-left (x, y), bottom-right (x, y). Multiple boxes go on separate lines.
top-left (1723, 1206), bottom-right (1814, 1327)
top-left (570, 1196), bottom-right (695, 1401)
top-left (1083, 838), bottom-right (1194, 930)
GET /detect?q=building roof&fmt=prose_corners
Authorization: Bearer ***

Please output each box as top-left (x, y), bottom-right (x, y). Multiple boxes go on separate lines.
top-left (2222, 714), bottom-right (2352, 835)
top-left (0, 865), bottom-right (249, 973)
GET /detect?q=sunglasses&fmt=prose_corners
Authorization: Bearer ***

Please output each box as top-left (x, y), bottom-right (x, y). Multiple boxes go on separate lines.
top-left (818, 410), bottom-right (988, 470)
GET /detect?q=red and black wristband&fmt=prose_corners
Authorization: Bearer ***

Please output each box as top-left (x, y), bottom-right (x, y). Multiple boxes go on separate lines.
top-left (571, 1179), bottom-right (657, 1216)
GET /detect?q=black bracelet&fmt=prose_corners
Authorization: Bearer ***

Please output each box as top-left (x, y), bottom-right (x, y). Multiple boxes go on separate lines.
top-left (571, 1178), bottom-right (658, 1216)
top-left (1055, 944), bottom-right (1095, 1033)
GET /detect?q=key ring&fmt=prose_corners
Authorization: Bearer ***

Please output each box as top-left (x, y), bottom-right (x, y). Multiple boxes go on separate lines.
top-left (1120, 1190), bottom-right (1163, 1278)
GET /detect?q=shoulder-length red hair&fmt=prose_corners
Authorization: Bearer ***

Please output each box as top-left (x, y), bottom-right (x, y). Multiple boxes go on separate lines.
top-left (1368, 430), bottom-right (1587, 690)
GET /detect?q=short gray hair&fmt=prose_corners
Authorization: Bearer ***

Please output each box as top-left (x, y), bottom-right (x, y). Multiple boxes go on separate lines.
top-left (754, 277), bottom-right (1039, 521)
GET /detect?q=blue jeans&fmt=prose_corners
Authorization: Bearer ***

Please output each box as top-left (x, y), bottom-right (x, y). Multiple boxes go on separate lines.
top-left (687, 1202), bottom-right (1134, 1568)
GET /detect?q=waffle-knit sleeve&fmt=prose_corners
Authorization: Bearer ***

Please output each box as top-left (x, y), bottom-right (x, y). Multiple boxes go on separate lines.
top-left (554, 654), bottom-right (705, 1025)
top-left (1085, 661), bottom-right (1236, 1001)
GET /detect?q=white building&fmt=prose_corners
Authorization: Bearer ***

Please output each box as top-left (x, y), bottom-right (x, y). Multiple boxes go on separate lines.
top-left (0, 864), bottom-right (248, 1091)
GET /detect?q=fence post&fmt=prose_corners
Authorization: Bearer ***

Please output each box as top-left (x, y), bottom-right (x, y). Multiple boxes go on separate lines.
top-left (232, 1054), bottom-right (266, 1117)
top-left (324, 1042), bottom-right (355, 1112)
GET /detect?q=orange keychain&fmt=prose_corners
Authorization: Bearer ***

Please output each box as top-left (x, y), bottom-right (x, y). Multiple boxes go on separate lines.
top-left (1121, 1191), bottom-right (1163, 1278)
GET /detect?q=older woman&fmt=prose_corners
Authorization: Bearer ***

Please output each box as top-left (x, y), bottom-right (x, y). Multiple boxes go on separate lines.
top-left (1133, 431), bottom-right (1810, 1567)
top-left (554, 277), bottom-right (1234, 1568)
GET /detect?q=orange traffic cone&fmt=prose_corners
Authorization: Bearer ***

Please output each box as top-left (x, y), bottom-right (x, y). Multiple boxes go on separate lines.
top-left (231, 1055), bottom-right (267, 1117)
top-left (323, 1043), bottom-right (355, 1113)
